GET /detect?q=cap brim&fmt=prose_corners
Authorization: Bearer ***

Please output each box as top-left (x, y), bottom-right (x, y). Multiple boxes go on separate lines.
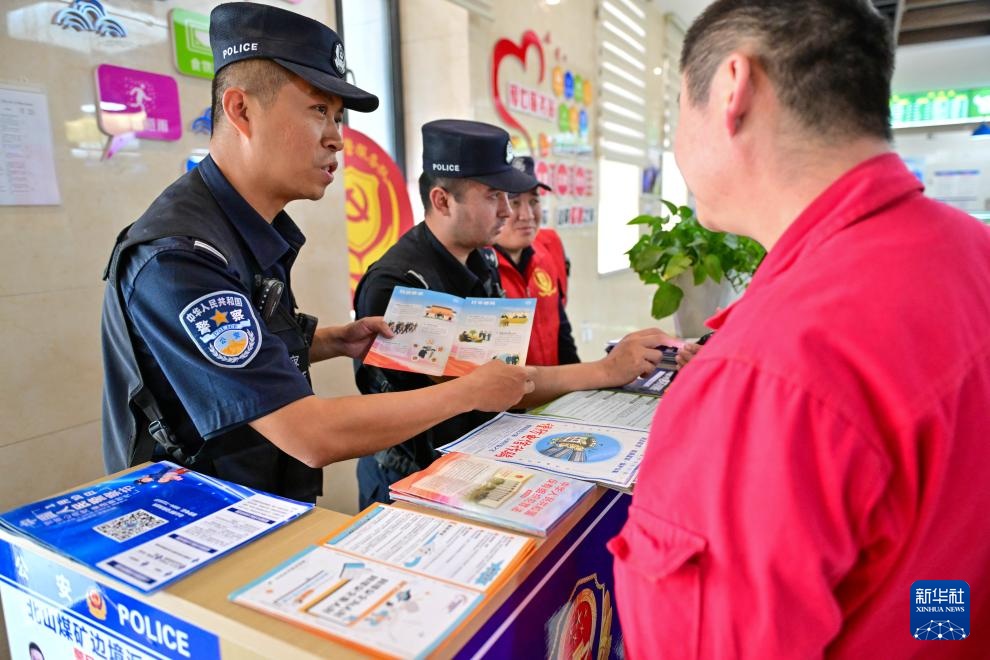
top-left (470, 167), bottom-right (540, 194)
top-left (536, 182), bottom-right (553, 192)
top-left (274, 58), bottom-right (379, 113)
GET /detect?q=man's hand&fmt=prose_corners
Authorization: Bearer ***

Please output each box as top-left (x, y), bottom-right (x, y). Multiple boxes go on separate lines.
top-left (601, 328), bottom-right (674, 385)
top-left (676, 342), bottom-right (703, 369)
top-left (312, 317), bottom-right (393, 362)
top-left (460, 360), bottom-right (536, 412)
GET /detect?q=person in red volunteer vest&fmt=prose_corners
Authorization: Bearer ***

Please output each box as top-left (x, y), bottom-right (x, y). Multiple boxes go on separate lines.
top-left (493, 156), bottom-right (579, 366)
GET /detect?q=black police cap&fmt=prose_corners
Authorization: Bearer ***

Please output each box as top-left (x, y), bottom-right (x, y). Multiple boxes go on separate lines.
top-left (422, 119), bottom-right (538, 194)
top-left (510, 156), bottom-right (552, 192)
top-left (210, 2), bottom-right (379, 113)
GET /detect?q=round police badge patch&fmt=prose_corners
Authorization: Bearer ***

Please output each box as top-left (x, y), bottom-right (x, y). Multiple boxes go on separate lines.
top-left (505, 140), bottom-right (514, 164)
top-left (180, 291), bottom-right (261, 368)
top-left (333, 42), bottom-right (346, 76)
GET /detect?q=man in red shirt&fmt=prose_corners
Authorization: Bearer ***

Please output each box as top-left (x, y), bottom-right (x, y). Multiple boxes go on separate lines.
top-left (494, 156), bottom-right (579, 366)
top-left (609, 1), bottom-right (990, 658)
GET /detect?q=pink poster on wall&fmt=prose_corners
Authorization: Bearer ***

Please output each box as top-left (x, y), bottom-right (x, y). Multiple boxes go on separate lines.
top-left (95, 64), bottom-right (182, 141)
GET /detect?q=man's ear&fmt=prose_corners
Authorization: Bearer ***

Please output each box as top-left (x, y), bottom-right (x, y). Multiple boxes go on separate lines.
top-left (221, 87), bottom-right (252, 138)
top-left (720, 53), bottom-right (755, 138)
top-left (429, 186), bottom-right (452, 217)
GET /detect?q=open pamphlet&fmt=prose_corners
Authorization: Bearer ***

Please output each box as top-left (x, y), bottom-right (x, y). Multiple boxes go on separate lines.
top-left (364, 286), bottom-right (536, 376)
top-left (231, 505), bottom-right (535, 659)
top-left (439, 413), bottom-right (649, 491)
top-left (389, 452), bottom-right (594, 537)
top-left (529, 389), bottom-right (660, 431)
top-left (0, 461), bottom-right (312, 592)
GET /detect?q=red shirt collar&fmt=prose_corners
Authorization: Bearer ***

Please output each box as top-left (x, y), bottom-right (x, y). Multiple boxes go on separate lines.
top-left (706, 152), bottom-right (922, 331)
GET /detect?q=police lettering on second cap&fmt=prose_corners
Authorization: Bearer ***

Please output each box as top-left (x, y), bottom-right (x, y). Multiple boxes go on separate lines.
top-left (421, 119), bottom-right (538, 193)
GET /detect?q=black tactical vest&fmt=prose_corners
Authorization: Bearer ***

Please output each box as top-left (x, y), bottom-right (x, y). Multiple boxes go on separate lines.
top-left (101, 168), bottom-right (323, 502)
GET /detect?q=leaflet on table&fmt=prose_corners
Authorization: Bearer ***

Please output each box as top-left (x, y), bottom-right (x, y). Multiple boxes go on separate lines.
top-left (389, 452), bottom-right (594, 536)
top-left (528, 389), bottom-right (660, 430)
top-left (438, 413), bottom-right (649, 490)
top-left (0, 462), bottom-right (312, 592)
top-left (230, 505), bottom-right (534, 658)
top-left (364, 286), bottom-right (536, 376)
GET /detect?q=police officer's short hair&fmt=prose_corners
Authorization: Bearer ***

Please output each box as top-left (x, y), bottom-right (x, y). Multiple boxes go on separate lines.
top-left (418, 171), bottom-right (470, 214)
top-left (211, 59), bottom-right (294, 136)
top-left (681, 0), bottom-right (893, 141)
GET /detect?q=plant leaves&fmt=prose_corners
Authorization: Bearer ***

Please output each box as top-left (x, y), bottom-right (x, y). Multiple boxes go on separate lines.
top-left (631, 246), bottom-right (665, 272)
top-left (651, 281), bottom-right (684, 319)
top-left (661, 199), bottom-right (679, 216)
top-left (678, 205), bottom-right (694, 219)
top-left (693, 263), bottom-right (707, 286)
top-left (628, 214), bottom-right (661, 227)
top-left (703, 254), bottom-right (723, 283)
top-left (663, 253), bottom-right (692, 280)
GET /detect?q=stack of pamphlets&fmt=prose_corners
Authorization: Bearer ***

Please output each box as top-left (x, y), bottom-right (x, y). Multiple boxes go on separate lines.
top-left (0, 461), bottom-right (313, 592)
top-left (388, 452), bottom-right (594, 536)
top-left (364, 286), bottom-right (536, 376)
top-left (231, 505), bottom-right (534, 658)
top-left (438, 413), bottom-right (649, 491)
top-left (528, 388), bottom-right (659, 431)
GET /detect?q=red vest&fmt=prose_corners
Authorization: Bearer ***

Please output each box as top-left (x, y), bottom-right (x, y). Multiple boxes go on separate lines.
top-left (496, 229), bottom-right (569, 366)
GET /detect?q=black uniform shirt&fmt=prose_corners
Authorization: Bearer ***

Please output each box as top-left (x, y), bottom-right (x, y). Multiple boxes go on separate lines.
top-left (118, 157), bottom-right (313, 444)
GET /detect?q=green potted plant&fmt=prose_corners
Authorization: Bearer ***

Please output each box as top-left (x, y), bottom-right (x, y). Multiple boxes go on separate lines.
top-left (627, 201), bottom-right (765, 332)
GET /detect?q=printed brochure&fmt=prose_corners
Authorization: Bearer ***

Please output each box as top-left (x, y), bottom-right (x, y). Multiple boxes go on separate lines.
top-left (231, 505), bottom-right (534, 659)
top-left (439, 413), bottom-right (649, 490)
top-left (529, 388), bottom-right (660, 431)
top-left (364, 286), bottom-right (536, 376)
top-left (0, 461), bottom-right (312, 592)
top-left (389, 452), bottom-right (594, 536)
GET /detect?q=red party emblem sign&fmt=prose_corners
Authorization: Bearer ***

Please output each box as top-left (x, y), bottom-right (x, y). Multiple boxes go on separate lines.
top-left (343, 127), bottom-right (414, 298)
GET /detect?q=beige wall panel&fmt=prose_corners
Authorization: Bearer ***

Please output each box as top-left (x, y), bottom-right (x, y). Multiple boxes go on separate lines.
top-left (400, 0), bottom-right (472, 187)
top-left (0, 420), bottom-right (103, 513)
top-left (0, 286), bottom-right (103, 446)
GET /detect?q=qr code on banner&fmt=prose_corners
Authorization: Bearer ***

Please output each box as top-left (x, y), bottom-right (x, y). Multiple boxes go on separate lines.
top-left (93, 509), bottom-right (167, 542)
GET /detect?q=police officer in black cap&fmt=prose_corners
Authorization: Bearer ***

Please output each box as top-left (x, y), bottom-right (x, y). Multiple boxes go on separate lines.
top-left (101, 5), bottom-right (533, 503)
top-left (353, 119), bottom-right (671, 507)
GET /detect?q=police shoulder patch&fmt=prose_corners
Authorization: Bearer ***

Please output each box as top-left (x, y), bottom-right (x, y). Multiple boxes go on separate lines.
top-left (180, 290), bottom-right (262, 368)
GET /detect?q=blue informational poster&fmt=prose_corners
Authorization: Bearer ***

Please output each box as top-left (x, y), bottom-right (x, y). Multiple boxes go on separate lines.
top-left (0, 536), bottom-right (221, 659)
top-left (0, 462), bottom-right (312, 593)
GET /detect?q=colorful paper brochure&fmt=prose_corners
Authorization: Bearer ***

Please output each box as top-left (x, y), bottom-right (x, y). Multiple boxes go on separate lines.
top-left (438, 413), bottom-right (649, 490)
top-left (389, 452), bottom-right (594, 536)
top-left (364, 286), bottom-right (536, 376)
top-left (230, 505), bottom-right (535, 659)
top-left (0, 461), bottom-right (313, 592)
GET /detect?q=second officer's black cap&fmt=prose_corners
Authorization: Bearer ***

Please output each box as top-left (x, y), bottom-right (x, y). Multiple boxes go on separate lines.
top-left (422, 119), bottom-right (538, 193)
top-left (210, 2), bottom-right (379, 113)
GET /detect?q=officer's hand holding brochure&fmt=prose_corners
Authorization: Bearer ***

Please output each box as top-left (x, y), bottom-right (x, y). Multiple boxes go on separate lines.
top-left (231, 505), bottom-right (534, 659)
top-left (0, 461), bottom-right (312, 592)
top-left (388, 452), bottom-right (594, 536)
top-left (364, 285), bottom-right (536, 376)
top-left (439, 413), bottom-right (649, 491)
